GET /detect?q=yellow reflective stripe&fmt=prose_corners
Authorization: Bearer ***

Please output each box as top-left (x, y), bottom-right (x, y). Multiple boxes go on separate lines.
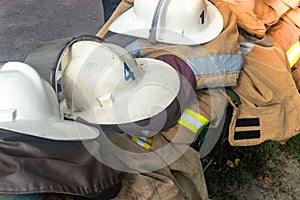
top-left (183, 109), bottom-right (210, 125)
top-left (132, 136), bottom-right (151, 150)
top-left (286, 41), bottom-right (300, 68)
top-left (139, 137), bottom-right (153, 145)
top-left (177, 118), bottom-right (200, 134)
top-left (177, 109), bottom-right (210, 134)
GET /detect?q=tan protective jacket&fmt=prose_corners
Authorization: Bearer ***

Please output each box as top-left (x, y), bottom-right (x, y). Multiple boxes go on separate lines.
top-left (227, 42), bottom-right (300, 146)
top-left (226, 0), bottom-right (300, 89)
top-left (227, 0), bottom-right (300, 26)
top-left (267, 19), bottom-right (300, 88)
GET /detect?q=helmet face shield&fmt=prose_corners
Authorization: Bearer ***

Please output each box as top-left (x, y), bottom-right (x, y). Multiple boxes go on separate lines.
top-left (0, 62), bottom-right (99, 141)
top-left (60, 41), bottom-right (180, 125)
top-left (109, 0), bottom-right (224, 45)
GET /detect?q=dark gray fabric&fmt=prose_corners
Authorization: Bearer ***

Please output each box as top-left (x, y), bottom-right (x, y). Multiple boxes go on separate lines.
top-left (0, 129), bottom-right (125, 195)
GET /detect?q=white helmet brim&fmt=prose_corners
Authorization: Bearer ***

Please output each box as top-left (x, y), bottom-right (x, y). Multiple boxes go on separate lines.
top-left (109, 1), bottom-right (223, 45)
top-left (61, 55), bottom-right (180, 125)
top-left (0, 62), bottom-right (99, 141)
top-left (0, 119), bottom-right (99, 141)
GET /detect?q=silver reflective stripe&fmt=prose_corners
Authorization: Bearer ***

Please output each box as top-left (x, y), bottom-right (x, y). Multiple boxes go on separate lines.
top-left (178, 109), bottom-right (209, 134)
top-left (239, 41), bottom-right (255, 55)
top-left (180, 112), bottom-right (206, 130)
top-left (125, 40), bottom-right (145, 57)
top-left (186, 54), bottom-right (244, 75)
top-left (125, 40), bottom-right (244, 76)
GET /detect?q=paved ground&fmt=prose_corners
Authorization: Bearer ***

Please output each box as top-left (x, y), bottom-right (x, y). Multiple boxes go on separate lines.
top-left (0, 0), bottom-right (104, 61)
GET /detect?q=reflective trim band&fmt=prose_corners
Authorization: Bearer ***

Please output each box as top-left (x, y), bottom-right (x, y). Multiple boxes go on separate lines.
top-left (139, 137), bottom-right (153, 145)
top-left (132, 136), bottom-right (151, 150)
top-left (125, 40), bottom-right (145, 58)
top-left (126, 40), bottom-right (244, 76)
top-left (177, 109), bottom-right (209, 134)
top-left (184, 109), bottom-right (210, 125)
top-left (186, 54), bottom-right (244, 75)
top-left (178, 118), bottom-right (199, 134)
top-left (286, 41), bottom-right (300, 68)
top-left (239, 41), bottom-right (255, 56)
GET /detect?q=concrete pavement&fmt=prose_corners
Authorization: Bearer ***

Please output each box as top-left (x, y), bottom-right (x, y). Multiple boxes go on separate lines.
top-left (0, 0), bottom-right (104, 61)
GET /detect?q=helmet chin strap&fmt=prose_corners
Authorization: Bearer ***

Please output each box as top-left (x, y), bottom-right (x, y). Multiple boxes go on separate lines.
top-left (149, 0), bottom-right (165, 44)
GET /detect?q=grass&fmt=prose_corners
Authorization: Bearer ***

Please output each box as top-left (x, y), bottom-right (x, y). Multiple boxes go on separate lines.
top-left (278, 135), bottom-right (300, 163)
top-left (204, 130), bottom-right (300, 199)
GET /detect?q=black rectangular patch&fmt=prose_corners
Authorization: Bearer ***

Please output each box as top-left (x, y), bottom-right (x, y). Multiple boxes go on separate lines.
top-left (236, 118), bottom-right (260, 127)
top-left (234, 130), bottom-right (261, 140)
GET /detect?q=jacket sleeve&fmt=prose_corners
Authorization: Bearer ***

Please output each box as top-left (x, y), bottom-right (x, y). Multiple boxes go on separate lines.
top-left (155, 54), bottom-right (228, 144)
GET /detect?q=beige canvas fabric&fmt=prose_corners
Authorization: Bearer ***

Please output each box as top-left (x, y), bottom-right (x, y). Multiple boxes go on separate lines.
top-left (224, 0), bottom-right (267, 38)
top-left (222, 0), bottom-right (300, 90)
top-left (224, 0), bottom-right (299, 38)
top-left (280, 0), bottom-right (300, 8)
top-left (263, 0), bottom-right (291, 24)
top-left (267, 20), bottom-right (299, 56)
top-left (285, 7), bottom-right (300, 28)
top-left (282, 14), bottom-right (300, 36)
top-left (107, 132), bottom-right (209, 200)
top-left (253, 0), bottom-right (299, 26)
top-left (267, 19), bottom-right (300, 88)
top-left (227, 43), bottom-right (300, 146)
top-left (223, 0), bottom-right (256, 10)
top-left (267, 5), bottom-right (300, 89)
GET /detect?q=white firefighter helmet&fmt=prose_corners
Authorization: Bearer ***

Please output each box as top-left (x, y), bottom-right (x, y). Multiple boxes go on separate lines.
top-left (108, 0), bottom-right (224, 45)
top-left (60, 41), bottom-right (180, 125)
top-left (0, 62), bottom-right (99, 141)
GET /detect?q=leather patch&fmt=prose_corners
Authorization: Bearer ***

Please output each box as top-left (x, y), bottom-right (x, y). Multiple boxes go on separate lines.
top-left (236, 118), bottom-right (260, 127)
top-left (234, 130), bottom-right (261, 140)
